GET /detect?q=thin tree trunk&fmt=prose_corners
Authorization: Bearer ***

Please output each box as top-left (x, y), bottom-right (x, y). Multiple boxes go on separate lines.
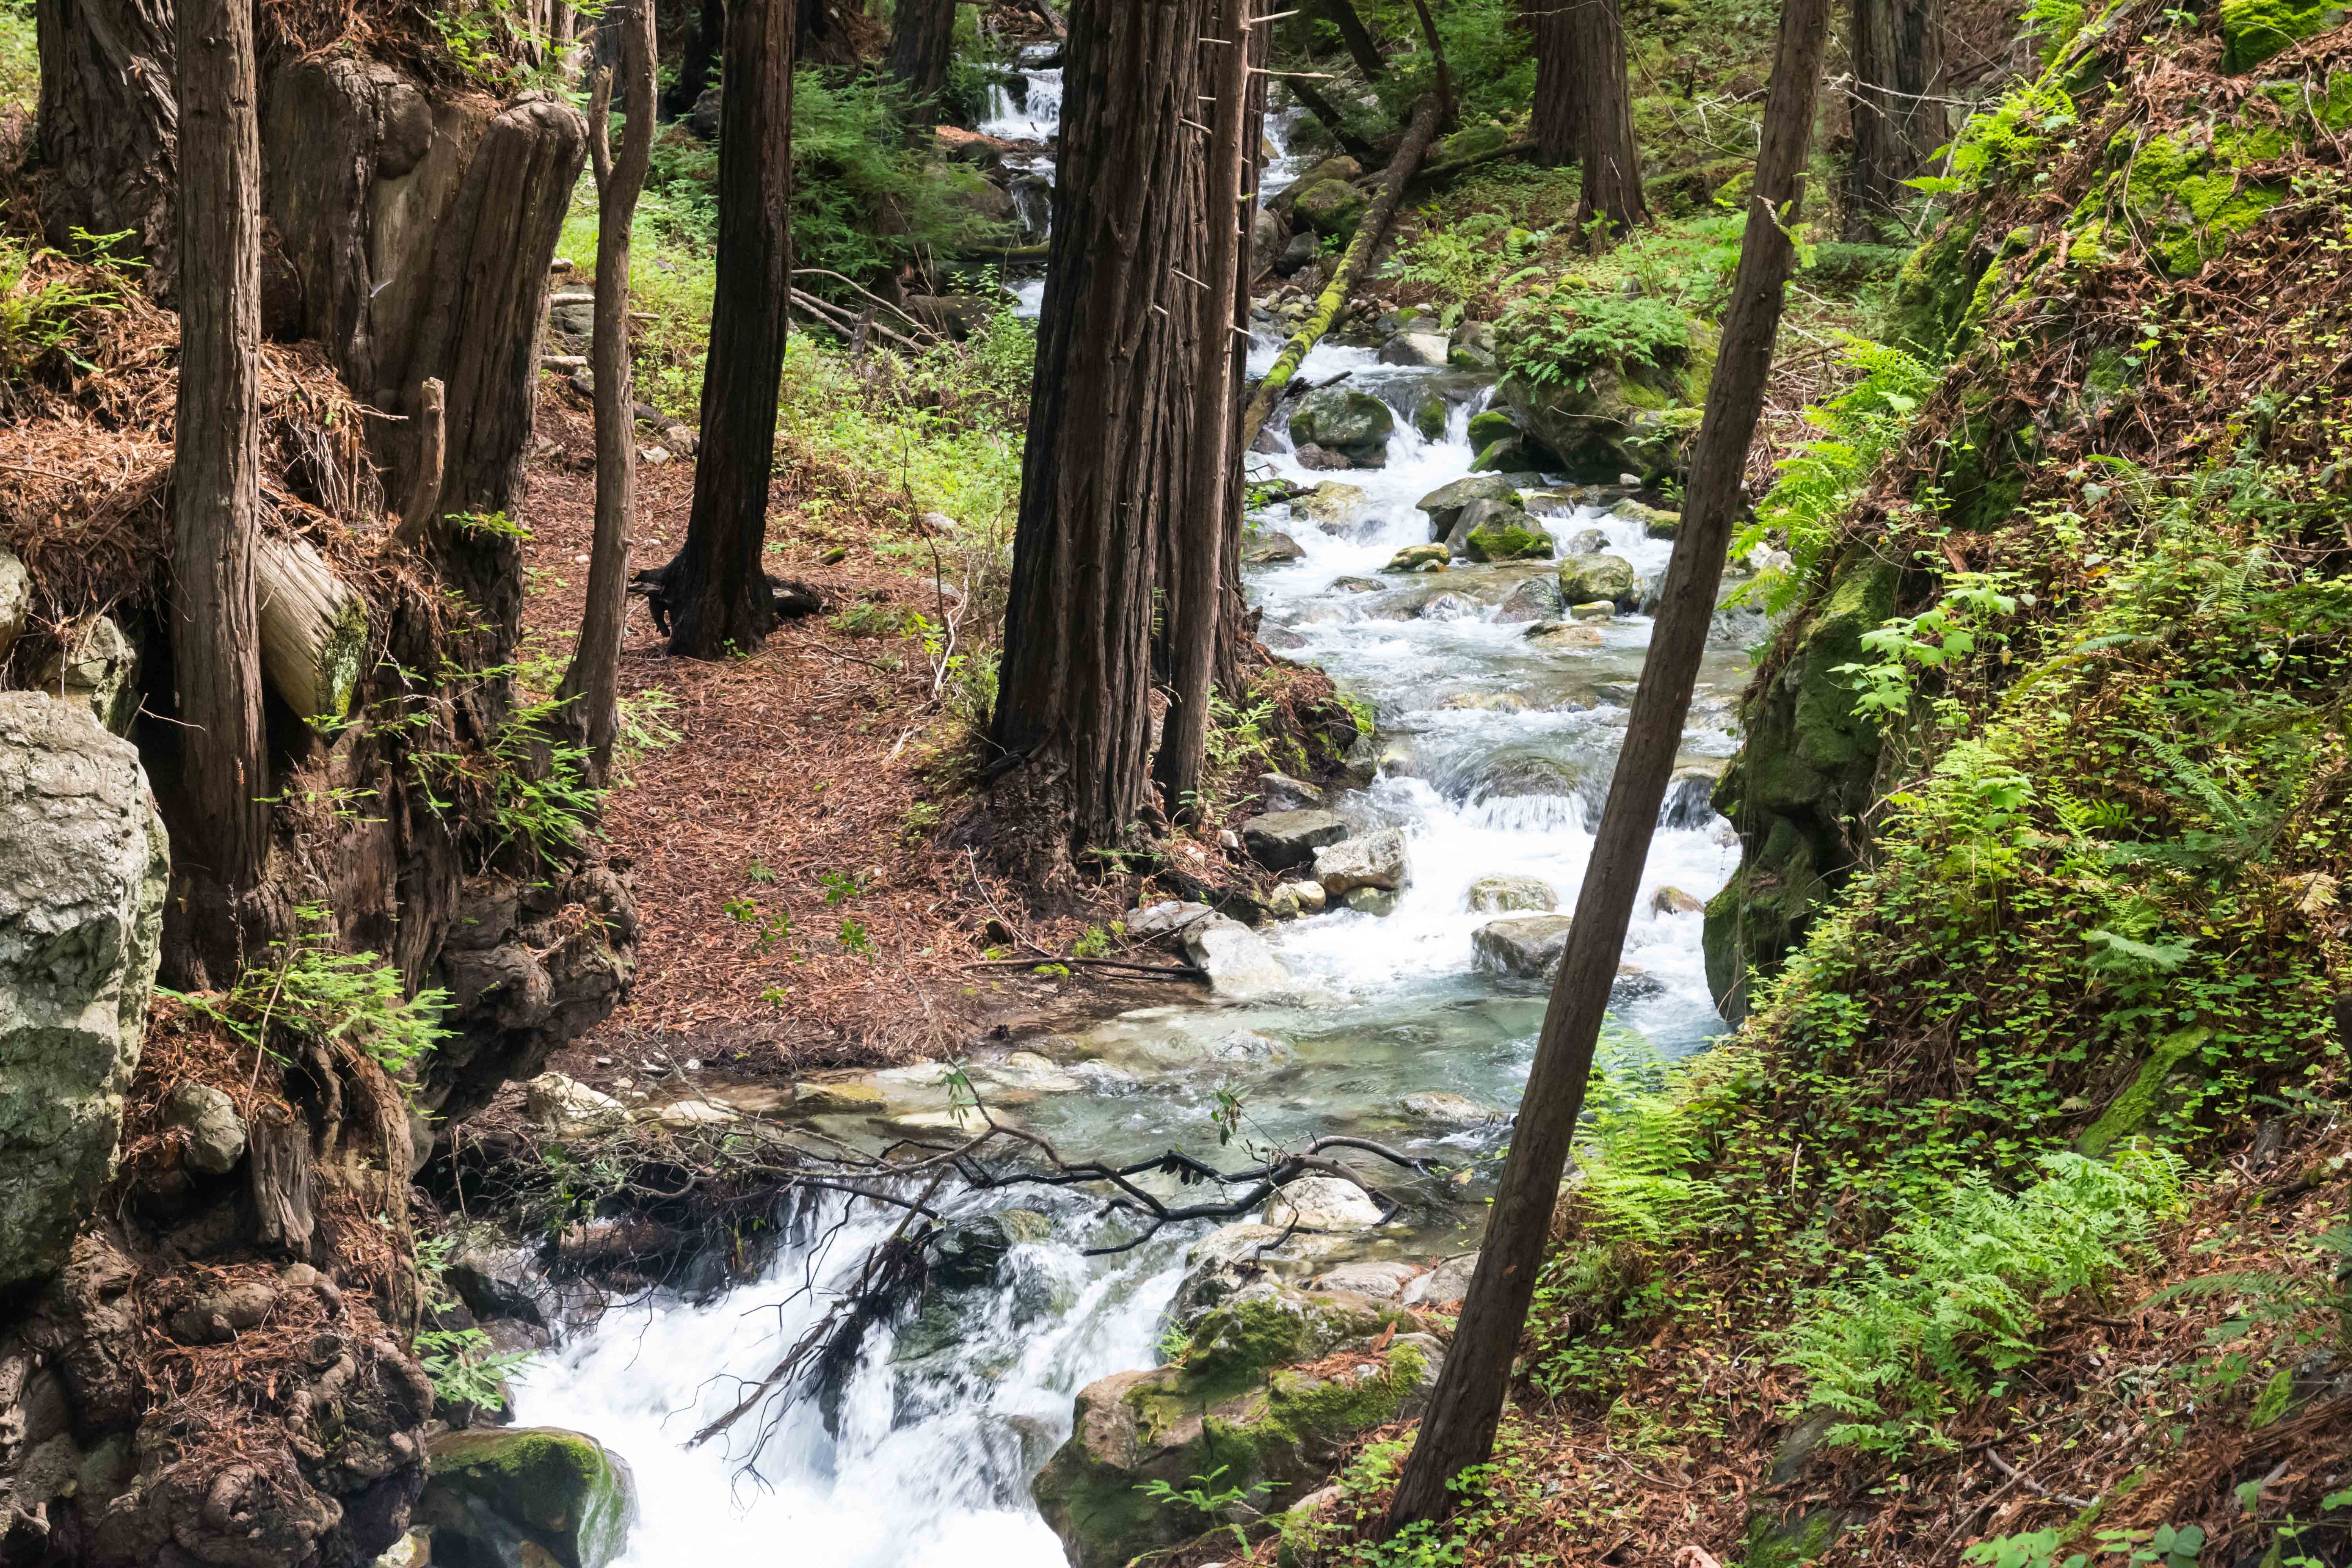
top-left (1381, 0), bottom-right (1831, 1528)
top-left (1529, 0), bottom-right (1576, 165)
top-left (1845, 0), bottom-right (1943, 239)
top-left (662, 0), bottom-right (796, 659)
top-left (558, 0), bottom-right (656, 778)
top-left (1241, 93), bottom-right (1441, 449)
top-left (663, 0), bottom-right (722, 119)
top-left (1214, 0), bottom-right (1271, 697)
top-left (1284, 73), bottom-right (1378, 162)
top-left (1157, 0), bottom-right (1249, 821)
top-left (990, 0), bottom-right (1212, 878)
top-left (1571, 0), bottom-right (1649, 236)
top-left (886, 0), bottom-right (959, 117)
top-left (1312, 0), bottom-right (1385, 80)
top-left (172, 0), bottom-right (271, 978)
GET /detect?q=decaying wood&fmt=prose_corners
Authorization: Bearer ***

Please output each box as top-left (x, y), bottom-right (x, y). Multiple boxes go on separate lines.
top-left (254, 532), bottom-right (368, 725)
top-left (1240, 92), bottom-right (1443, 450)
top-left (248, 1115), bottom-right (317, 1253)
top-left (393, 378), bottom-right (446, 548)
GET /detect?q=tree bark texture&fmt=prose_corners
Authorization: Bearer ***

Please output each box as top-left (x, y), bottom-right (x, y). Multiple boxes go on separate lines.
top-left (664, 0), bottom-right (796, 659)
top-left (1569, 0), bottom-right (1649, 236)
top-left (1156, 0), bottom-right (1251, 820)
top-left (887, 0), bottom-right (960, 116)
top-left (1215, 0), bottom-right (1272, 697)
top-left (1845, 0), bottom-right (1944, 238)
top-left (991, 0), bottom-right (1214, 873)
top-left (171, 0), bottom-right (273, 970)
top-left (1529, 0), bottom-right (1577, 167)
top-left (1240, 93), bottom-right (1442, 449)
top-left (34, 0), bottom-right (177, 283)
top-left (1381, 0), bottom-right (1831, 1528)
top-left (560, 0), bottom-right (657, 779)
top-left (663, 0), bottom-right (723, 118)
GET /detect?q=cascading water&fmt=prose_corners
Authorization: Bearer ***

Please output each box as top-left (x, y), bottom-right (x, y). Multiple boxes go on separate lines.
top-left (514, 71), bottom-right (1752, 1568)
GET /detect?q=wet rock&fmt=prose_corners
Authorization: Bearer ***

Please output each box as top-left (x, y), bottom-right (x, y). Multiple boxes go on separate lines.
top-left (1251, 206), bottom-right (1289, 274)
top-left (1416, 473), bottom-right (1523, 541)
top-left (791, 1080), bottom-right (887, 1114)
top-left (1298, 480), bottom-right (1372, 533)
top-left (1493, 575), bottom-right (1561, 623)
top-left (1401, 1091), bottom-right (1502, 1126)
top-left (1180, 918), bottom-right (1290, 1000)
top-left (1660, 767), bottom-right (1719, 829)
top-left (166, 1081), bottom-right (247, 1174)
top-left (655, 1097), bottom-right (740, 1130)
top-left (1443, 690), bottom-right (1525, 710)
top-left (1267, 880), bottom-right (1328, 920)
top-left (1472, 914), bottom-right (1575, 979)
top-left (1418, 592), bottom-right (1478, 621)
top-left (0, 692), bottom-right (167, 1295)
top-left (416, 1427), bottom-right (637, 1568)
top-left (1313, 1260), bottom-right (1423, 1299)
top-left (1383, 543), bottom-right (1450, 573)
top-left (1289, 387), bottom-right (1394, 464)
top-left (1563, 526), bottom-right (1611, 554)
top-left (1610, 965), bottom-right (1667, 1004)
top-left (1242, 530), bottom-right (1305, 564)
top-left (1558, 552), bottom-right (1640, 609)
top-left (525, 1074), bottom-right (629, 1138)
top-left (1525, 620), bottom-right (1604, 647)
top-left (1343, 887), bottom-right (1400, 916)
top-left (1400, 1253), bottom-right (1479, 1309)
top-left (1168, 1224), bottom-right (1283, 1325)
top-left (1651, 885), bottom-right (1704, 916)
top-left (1292, 176), bottom-right (1365, 236)
top-left (1611, 496), bottom-right (1681, 538)
top-left (1410, 388), bottom-right (1450, 440)
top-left (902, 292), bottom-right (999, 340)
top-left (1212, 1029), bottom-right (1294, 1063)
top-left (1450, 320), bottom-right (1498, 370)
top-left (1459, 505), bottom-right (1555, 563)
top-left (1264, 1176), bottom-right (1384, 1230)
top-left (1292, 442), bottom-right (1358, 471)
top-left (1127, 900), bottom-right (1219, 940)
top-left (1569, 600), bottom-right (1614, 622)
top-left (1241, 808), bottom-right (1349, 871)
top-left (1380, 331), bottom-right (1450, 367)
top-left (1466, 874), bottom-right (1558, 913)
top-left (448, 1240), bottom-right (554, 1328)
top-left (1466, 407), bottom-right (1520, 451)
top-left (1274, 229), bottom-right (1320, 275)
top-left (1313, 829), bottom-right (1410, 896)
top-left (1258, 771), bottom-right (1325, 811)
top-left (932, 1217), bottom-right (1017, 1290)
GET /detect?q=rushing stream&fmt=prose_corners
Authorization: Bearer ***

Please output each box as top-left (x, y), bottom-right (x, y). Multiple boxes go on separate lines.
top-left (513, 59), bottom-right (1750, 1568)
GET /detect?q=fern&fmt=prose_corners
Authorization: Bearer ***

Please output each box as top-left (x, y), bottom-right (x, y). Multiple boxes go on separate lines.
top-left (1780, 1146), bottom-right (2184, 1455)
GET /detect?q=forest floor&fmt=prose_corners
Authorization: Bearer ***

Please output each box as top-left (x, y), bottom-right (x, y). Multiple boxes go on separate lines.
top-left (511, 377), bottom-right (1219, 1090)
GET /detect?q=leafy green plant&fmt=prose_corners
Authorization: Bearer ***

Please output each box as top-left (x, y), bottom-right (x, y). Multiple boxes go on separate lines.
top-left (820, 870), bottom-right (862, 905)
top-left (1136, 1466), bottom-right (1258, 1553)
top-left (0, 220), bottom-right (118, 381)
top-left (723, 896), bottom-right (792, 953)
top-left (838, 916), bottom-right (873, 956)
top-left (1780, 1146), bottom-right (2184, 1455)
top-left (1071, 925), bottom-right (1116, 960)
top-left (1834, 571), bottom-right (2020, 726)
top-left (414, 1234), bottom-right (538, 1412)
top-left (165, 907), bottom-right (448, 1079)
top-left (1495, 285), bottom-right (1696, 391)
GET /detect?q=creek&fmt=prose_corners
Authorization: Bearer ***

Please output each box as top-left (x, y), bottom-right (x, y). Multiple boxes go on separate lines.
top-left (511, 64), bottom-right (1749, 1568)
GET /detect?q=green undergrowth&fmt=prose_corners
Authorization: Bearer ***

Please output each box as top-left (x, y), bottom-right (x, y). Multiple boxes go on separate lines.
top-left (163, 907), bottom-right (449, 1082)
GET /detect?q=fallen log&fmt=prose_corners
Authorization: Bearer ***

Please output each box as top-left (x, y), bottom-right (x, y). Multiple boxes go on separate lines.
top-left (255, 531), bottom-right (367, 726)
top-left (1240, 93), bottom-right (1443, 451)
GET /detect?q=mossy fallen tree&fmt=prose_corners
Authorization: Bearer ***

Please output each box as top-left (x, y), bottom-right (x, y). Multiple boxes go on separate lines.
top-left (1240, 93), bottom-right (1444, 451)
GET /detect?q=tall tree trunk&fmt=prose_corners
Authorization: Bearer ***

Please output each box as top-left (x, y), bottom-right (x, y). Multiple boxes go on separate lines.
top-left (1845, 0), bottom-right (1943, 239)
top-left (558, 0), bottom-right (657, 779)
top-left (171, 0), bottom-right (272, 982)
top-left (1157, 0), bottom-right (1250, 821)
top-left (1381, 0), bottom-right (1831, 1529)
top-left (662, 0), bottom-right (796, 659)
top-left (662, 0), bottom-right (724, 120)
top-left (1214, 0), bottom-right (1270, 698)
top-left (34, 0), bottom-right (176, 279)
top-left (989, 0), bottom-right (1211, 878)
top-left (1570, 0), bottom-right (1649, 236)
top-left (1312, 0), bottom-right (1385, 80)
top-left (1529, 0), bottom-right (1576, 167)
top-left (887, 0), bottom-right (959, 117)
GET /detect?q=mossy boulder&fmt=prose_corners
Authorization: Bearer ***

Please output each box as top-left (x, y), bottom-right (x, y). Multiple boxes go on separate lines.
top-left (1417, 474), bottom-right (1524, 540)
top-left (1610, 497), bottom-right (1681, 538)
top-left (1465, 408), bottom-right (1521, 451)
top-left (1883, 216), bottom-right (1988, 356)
top-left (1558, 552), bottom-right (1640, 609)
top-left (1499, 360), bottom-right (1697, 485)
top-left (416, 1428), bottom-right (637, 1568)
top-left (1703, 554), bottom-right (1900, 1019)
top-left (2072, 120), bottom-right (2290, 277)
top-left (1384, 543), bottom-right (1451, 573)
top-left (1461, 508), bottom-right (1556, 563)
top-left (1031, 1284), bottom-right (1438, 1568)
top-left (1293, 178), bottom-right (1367, 237)
top-left (1289, 387), bottom-right (1394, 465)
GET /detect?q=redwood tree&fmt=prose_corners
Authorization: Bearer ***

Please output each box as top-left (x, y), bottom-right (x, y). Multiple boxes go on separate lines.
top-left (171, 0), bottom-right (271, 978)
top-left (1529, 0), bottom-right (1577, 167)
top-left (1382, 0), bottom-right (1833, 1528)
top-left (886, 0), bottom-right (959, 116)
top-left (1846, 0), bottom-right (1944, 238)
top-left (1568, 0), bottom-right (1649, 236)
top-left (558, 0), bottom-right (656, 778)
top-left (991, 0), bottom-right (1212, 876)
top-left (662, 0), bottom-right (796, 658)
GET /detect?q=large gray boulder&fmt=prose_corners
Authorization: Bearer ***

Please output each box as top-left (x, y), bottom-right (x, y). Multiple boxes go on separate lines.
top-left (1471, 914), bottom-right (1576, 979)
top-left (1558, 552), bottom-right (1641, 610)
top-left (0, 692), bottom-right (168, 1296)
top-left (1180, 917), bottom-right (1289, 1000)
top-left (1466, 874), bottom-right (1557, 913)
top-left (1416, 473), bottom-right (1523, 541)
top-left (1313, 829), bottom-right (1410, 896)
top-left (1241, 807), bottom-right (1348, 870)
top-left (38, 616), bottom-right (140, 734)
top-left (1288, 387), bottom-right (1394, 466)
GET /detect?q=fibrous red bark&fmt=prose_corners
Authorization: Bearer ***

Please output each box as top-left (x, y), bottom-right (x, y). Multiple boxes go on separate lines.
top-left (1846, 0), bottom-right (1945, 238)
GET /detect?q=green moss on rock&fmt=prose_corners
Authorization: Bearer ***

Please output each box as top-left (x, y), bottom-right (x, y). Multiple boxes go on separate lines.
top-left (418, 1427), bottom-right (637, 1568)
top-left (2221, 0), bottom-right (2344, 71)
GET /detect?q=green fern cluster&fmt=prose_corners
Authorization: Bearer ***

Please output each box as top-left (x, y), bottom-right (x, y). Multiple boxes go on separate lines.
top-left (1780, 1146), bottom-right (2184, 1455)
top-left (165, 906), bottom-right (448, 1080)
